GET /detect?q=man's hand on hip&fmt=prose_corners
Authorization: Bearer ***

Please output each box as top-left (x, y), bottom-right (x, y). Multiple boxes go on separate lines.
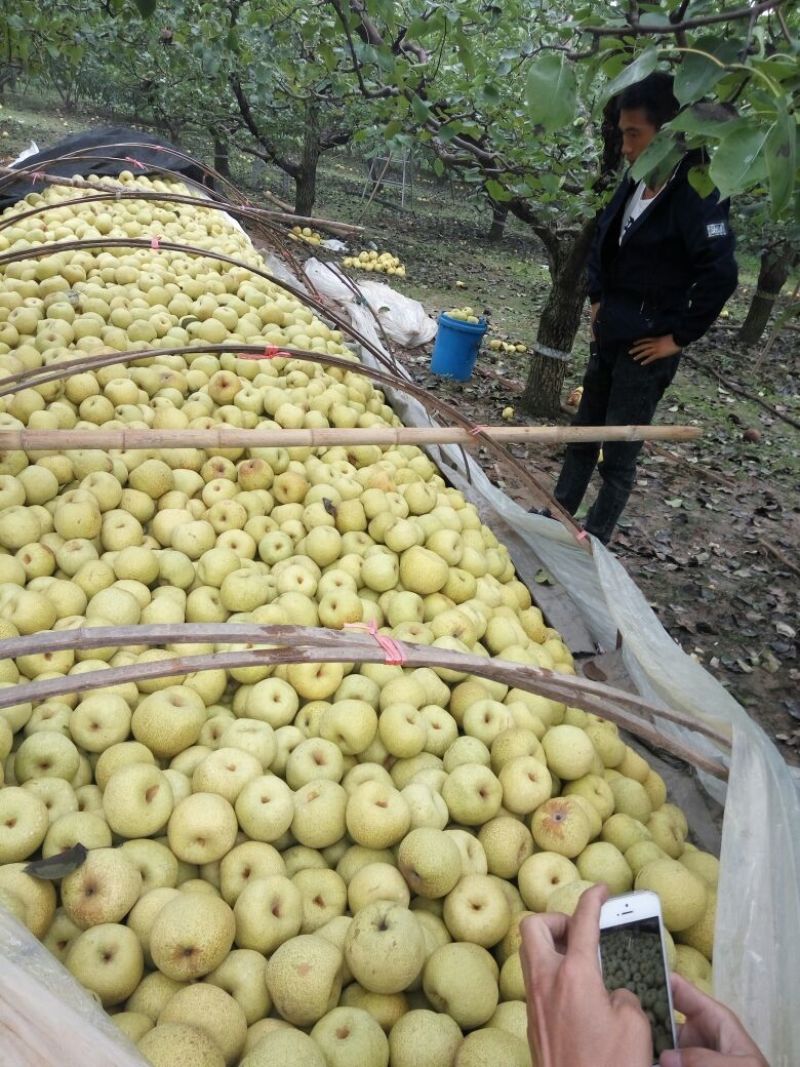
top-left (629, 334), bottom-right (682, 365)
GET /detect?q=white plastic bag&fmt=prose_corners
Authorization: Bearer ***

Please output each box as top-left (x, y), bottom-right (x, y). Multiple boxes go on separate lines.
top-left (11, 141), bottom-right (40, 166)
top-left (305, 258), bottom-right (438, 347)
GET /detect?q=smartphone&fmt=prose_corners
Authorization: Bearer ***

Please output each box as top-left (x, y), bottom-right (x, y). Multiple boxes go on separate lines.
top-left (599, 890), bottom-right (677, 1063)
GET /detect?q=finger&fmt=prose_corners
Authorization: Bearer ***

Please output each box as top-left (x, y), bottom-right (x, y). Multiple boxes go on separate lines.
top-left (670, 974), bottom-right (717, 1016)
top-left (660, 1049), bottom-right (724, 1067)
top-left (610, 987), bottom-right (642, 1012)
top-left (566, 882), bottom-right (608, 961)
top-left (669, 975), bottom-right (724, 1048)
top-left (521, 912), bottom-right (569, 958)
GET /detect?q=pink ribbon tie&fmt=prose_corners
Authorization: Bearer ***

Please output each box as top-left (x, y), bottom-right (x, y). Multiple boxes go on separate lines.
top-left (345, 621), bottom-right (407, 666)
top-left (239, 345), bottom-right (285, 361)
top-left (150, 235), bottom-right (162, 250)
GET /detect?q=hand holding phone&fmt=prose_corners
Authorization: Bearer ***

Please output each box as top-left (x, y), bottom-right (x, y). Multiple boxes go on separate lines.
top-left (599, 890), bottom-right (677, 1065)
top-left (520, 883), bottom-right (653, 1067)
top-left (660, 974), bottom-right (769, 1067)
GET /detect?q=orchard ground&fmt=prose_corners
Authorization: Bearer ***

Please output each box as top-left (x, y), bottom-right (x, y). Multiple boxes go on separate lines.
top-left (2, 96), bottom-right (798, 763)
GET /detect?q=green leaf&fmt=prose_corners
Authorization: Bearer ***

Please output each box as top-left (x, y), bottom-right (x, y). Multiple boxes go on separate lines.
top-left (709, 120), bottom-right (771, 200)
top-left (433, 158), bottom-right (445, 177)
top-left (525, 53), bottom-right (577, 134)
top-left (485, 179), bottom-right (512, 203)
top-left (603, 48), bottom-right (658, 99)
top-left (668, 106), bottom-right (736, 139)
top-left (630, 132), bottom-right (683, 186)
top-left (674, 37), bottom-right (741, 106)
top-left (688, 165), bottom-right (715, 199)
top-left (132, 0), bottom-right (157, 15)
top-left (411, 94), bottom-right (430, 124)
top-left (765, 105), bottom-right (796, 218)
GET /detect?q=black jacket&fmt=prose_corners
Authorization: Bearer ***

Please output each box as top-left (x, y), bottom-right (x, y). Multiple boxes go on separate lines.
top-left (588, 156), bottom-right (738, 348)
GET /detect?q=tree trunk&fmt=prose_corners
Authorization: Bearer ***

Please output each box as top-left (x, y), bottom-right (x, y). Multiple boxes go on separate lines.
top-left (294, 100), bottom-right (321, 216)
top-left (521, 218), bottom-right (597, 417)
top-left (738, 240), bottom-right (798, 346)
top-left (212, 131), bottom-right (231, 179)
top-left (487, 201), bottom-right (508, 243)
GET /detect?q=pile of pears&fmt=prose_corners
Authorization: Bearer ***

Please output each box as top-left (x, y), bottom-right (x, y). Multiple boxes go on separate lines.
top-left (0, 174), bottom-right (716, 1067)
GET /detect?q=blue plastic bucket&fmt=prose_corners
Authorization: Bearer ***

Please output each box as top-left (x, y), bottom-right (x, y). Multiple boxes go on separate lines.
top-left (430, 313), bottom-right (488, 381)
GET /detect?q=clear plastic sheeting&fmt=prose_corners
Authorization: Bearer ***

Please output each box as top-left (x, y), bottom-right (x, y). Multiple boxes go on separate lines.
top-left (0, 907), bottom-right (143, 1066)
top-left (329, 282), bottom-right (800, 1067)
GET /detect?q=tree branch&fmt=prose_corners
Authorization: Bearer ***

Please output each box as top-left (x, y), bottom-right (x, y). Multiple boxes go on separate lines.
top-left (327, 0), bottom-right (399, 98)
top-left (228, 73), bottom-right (299, 178)
top-left (579, 0), bottom-right (784, 37)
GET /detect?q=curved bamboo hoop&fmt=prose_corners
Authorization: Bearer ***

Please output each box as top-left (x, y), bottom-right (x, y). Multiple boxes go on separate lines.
top-left (0, 623), bottom-right (731, 779)
top-left (0, 235), bottom-right (586, 541)
top-left (0, 182), bottom-right (362, 238)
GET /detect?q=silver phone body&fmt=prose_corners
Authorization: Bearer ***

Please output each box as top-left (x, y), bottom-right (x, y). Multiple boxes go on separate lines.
top-left (599, 890), bottom-right (678, 1063)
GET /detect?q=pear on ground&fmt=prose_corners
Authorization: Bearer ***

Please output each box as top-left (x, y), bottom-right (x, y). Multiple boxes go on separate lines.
top-left (339, 983), bottom-right (407, 1033)
top-left (563, 774), bottom-right (615, 820)
top-left (388, 1008), bottom-right (462, 1067)
top-left (266, 934), bottom-right (343, 1026)
top-left (517, 852), bottom-right (580, 912)
top-left (61, 847), bottom-right (142, 928)
top-left (601, 813), bottom-right (652, 853)
top-left (137, 1023), bottom-right (225, 1067)
top-left (487, 1000), bottom-right (529, 1044)
top-left (541, 724), bottom-right (595, 780)
top-left (625, 840), bottom-right (669, 875)
top-left (674, 943), bottom-right (712, 983)
top-left (344, 901), bottom-right (425, 993)
top-left (679, 849), bottom-right (720, 888)
top-left (647, 809), bottom-right (685, 858)
top-left (677, 889), bottom-right (716, 961)
top-left (310, 1006), bottom-right (389, 1067)
top-left (577, 842), bottom-right (633, 895)
top-left (545, 879), bottom-right (595, 916)
top-left (158, 982), bottom-right (247, 1066)
top-left (635, 859), bottom-right (707, 932)
top-left (478, 817), bottom-right (534, 879)
top-left (397, 827), bottom-right (461, 898)
top-left (454, 1027), bottom-right (531, 1066)
top-left (149, 892), bottom-right (235, 980)
top-left (423, 942), bottom-right (499, 1029)
top-left (240, 1028), bottom-right (325, 1067)
top-left (608, 777), bottom-right (652, 822)
top-left (531, 797), bottom-right (591, 858)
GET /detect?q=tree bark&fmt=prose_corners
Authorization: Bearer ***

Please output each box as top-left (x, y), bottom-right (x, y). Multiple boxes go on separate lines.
top-left (738, 239), bottom-right (798, 346)
top-left (294, 100), bottom-right (321, 216)
top-left (522, 217), bottom-right (597, 417)
top-left (487, 201), bottom-right (508, 243)
top-left (212, 131), bottom-right (231, 179)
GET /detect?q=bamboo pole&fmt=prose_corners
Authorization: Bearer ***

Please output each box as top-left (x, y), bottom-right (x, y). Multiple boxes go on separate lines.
top-left (0, 623), bottom-right (732, 779)
top-left (0, 425), bottom-right (703, 453)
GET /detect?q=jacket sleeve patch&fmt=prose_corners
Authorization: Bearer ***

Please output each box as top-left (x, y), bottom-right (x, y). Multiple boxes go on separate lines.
top-left (706, 222), bottom-right (728, 238)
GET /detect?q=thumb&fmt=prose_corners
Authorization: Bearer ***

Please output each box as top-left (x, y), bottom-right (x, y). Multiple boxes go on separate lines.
top-left (670, 973), bottom-right (718, 1016)
top-left (661, 1050), bottom-right (718, 1067)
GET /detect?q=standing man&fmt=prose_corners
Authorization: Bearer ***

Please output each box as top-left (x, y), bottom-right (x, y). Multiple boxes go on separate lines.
top-left (553, 72), bottom-right (738, 544)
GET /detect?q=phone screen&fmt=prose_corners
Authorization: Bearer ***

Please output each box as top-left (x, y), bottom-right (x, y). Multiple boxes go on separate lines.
top-left (600, 916), bottom-right (675, 1058)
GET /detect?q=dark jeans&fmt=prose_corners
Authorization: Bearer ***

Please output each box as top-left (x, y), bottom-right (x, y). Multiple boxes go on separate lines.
top-left (554, 343), bottom-right (680, 543)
